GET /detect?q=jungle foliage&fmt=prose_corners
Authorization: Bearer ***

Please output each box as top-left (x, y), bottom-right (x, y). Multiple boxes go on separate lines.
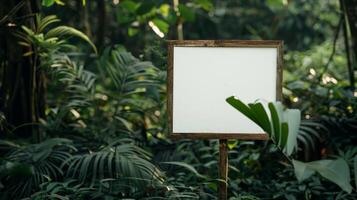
top-left (0, 0), bottom-right (357, 199)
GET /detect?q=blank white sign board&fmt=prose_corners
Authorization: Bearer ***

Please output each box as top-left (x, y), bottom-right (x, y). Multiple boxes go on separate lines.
top-left (168, 40), bottom-right (283, 139)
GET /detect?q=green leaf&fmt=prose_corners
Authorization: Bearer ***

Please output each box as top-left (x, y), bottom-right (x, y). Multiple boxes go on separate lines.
top-left (248, 103), bottom-right (271, 135)
top-left (315, 159), bottom-right (352, 193)
top-left (268, 103), bottom-right (281, 143)
top-left (54, 0), bottom-right (64, 6)
top-left (159, 4), bottom-right (171, 17)
top-left (273, 102), bottom-right (284, 122)
top-left (283, 109), bottom-right (301, 155)
top-left (178, 4), bottom-right (195, 22)
top-left (42, 0), bottom-right (55, 7)
top-left (151, 18), bottom-right (169, 33)
top-left (280, 122), bottom-right (289, 149)
top-left (292, 159), bottom-right (315, 182)
top-left (37, 15), bottom-right (60, 33)
top-left (293, 159), bottom-right (352, 193)
top-left (227, 140), bottom-right (238, 150)
top-left (226, 96), bottom-right (259, 126)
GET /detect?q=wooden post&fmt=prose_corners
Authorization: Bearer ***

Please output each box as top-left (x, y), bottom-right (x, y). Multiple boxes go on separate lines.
top-left (219, 139), bottom-right (228, 200)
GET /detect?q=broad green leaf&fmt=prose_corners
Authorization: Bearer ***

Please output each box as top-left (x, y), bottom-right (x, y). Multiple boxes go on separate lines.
top-left (226, 96), bottom-right (259, 126)
top-left (283, 109), bottom-right (301, 155)
top-left (128, 27), bottom-right (139, 36)
top-left (268, 103), bottom-right (280, 143)
top-left (159, 4), bottom-right (171, 17)
top-left (313, 159), bottom-right (352, 193)
top-left (293, 159), bottom-right (352, 193)
top-left (151, 18), bottom-right (169, 33)
top-left (248, 103), bottom-right (271, 135)
top-left (292, 159), bottom-right (315, 182)
top-left (280, 122), bottom-right (289, 149)
top-left (273, 102), bottom-right (284, 122)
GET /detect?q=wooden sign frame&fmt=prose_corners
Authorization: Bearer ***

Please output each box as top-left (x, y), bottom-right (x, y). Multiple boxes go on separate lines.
top-left (167, 40), bottom-right (283, 140)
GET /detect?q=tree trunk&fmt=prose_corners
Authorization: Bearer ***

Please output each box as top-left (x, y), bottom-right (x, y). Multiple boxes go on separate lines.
top-left (340, 0), bottom-right (357, 90)
top-left (342, 0), bottom-right (357, 88)
top-left (0, 0), bottom-right (44, 142)
top-left (78, 0), bottom-right (92, 39)
top-left (173, 0), bottom-right (184, 40)
top-left (96, 0), bottom-right (107, 49)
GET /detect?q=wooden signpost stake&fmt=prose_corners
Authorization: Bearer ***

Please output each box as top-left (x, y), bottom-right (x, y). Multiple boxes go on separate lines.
top-left (219, 139), bottom-right (228, 200)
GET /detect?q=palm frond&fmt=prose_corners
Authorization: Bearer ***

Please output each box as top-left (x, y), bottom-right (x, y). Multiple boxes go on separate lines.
top-left (50, 55), bottom-right (96, 109)
top-left (45, 25), bottom-right (97, 54)
top-left (17, 14), bottom-right (97, 58)
top-left (98, 47), bottom-right (159, 97)
top-left (97, 47), bottom-right (161, 136)
top-left (64, 139), bottom-right (164, 191)
top-left (296, 120), bottom-right (327, 160)
top-left (0, 138), bottom-right (76, 199)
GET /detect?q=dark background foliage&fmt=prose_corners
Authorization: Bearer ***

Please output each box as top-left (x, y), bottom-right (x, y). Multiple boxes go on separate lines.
top-left (0, 0), bottom-right (356, 199)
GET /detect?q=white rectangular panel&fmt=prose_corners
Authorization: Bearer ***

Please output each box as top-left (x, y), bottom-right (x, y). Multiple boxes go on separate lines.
top-left (172, 46), bottom-right (277, 134)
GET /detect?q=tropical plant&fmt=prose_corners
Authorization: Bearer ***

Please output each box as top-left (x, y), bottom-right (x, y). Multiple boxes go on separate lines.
top-left (15, 15), bottom-right (97, 138)
top-left (297, 120), bottom-right (328, 161)
top-left (63, 139), bottom-right (164, 188)
top-left (0, 138), bottom-right (75, 199)
top-left (27, 179), bottom-right (93, 200)
top-left (96, 46), bottom-right (162, 140)
top-left (17, 14), bottom-right (96, 58)
top-left (226, 96), bottom-right (355, 194)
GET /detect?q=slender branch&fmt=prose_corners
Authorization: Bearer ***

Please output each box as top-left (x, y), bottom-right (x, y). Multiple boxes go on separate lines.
top-left (0, 0), bottom-right (26, 25)
top-left (10, 122), bottom-right (41, 135)
top-left (318, 15), bottom-right (343, 82)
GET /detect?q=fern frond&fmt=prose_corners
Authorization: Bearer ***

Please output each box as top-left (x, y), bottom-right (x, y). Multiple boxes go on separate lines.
top-left (45, 26), bottom-right (97, 54)
top-left (64, 141), bottom-right (164, 190)
top-left (1, 138), bottom-right (76, 198)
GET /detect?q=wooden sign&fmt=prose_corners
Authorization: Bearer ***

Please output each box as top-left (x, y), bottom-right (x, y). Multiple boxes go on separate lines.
top-left (167, 40), bottom-right (283, 140)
